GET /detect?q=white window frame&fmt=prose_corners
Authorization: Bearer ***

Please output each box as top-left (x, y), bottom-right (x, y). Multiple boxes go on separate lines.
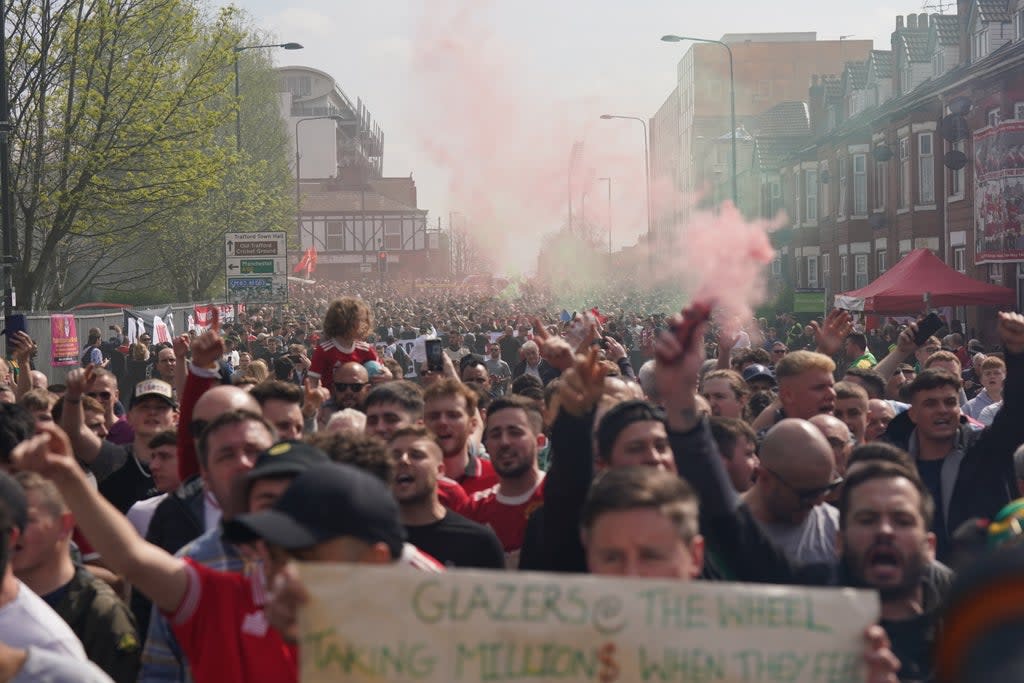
top-left (974, 26), bottom-right (989, 61)
top-left (805, 170), bottom-right (819, 223)
top-left (771, 257), bottom-right (782, 276)
top-left (874, 158), bottom-right (887, 210)
top-left (820, 163), bottom-right (830, 218)
top-left (823, 253), bottom-right (831, 287)
top-left (853, 154), bottom-right (867, 216)
top-left (877, 249), bottom-right (887, 275)
top-left (898, 137), bottom-right (911, 209)
top-left (933, 48), bottom-right (944, 77)
top-left (1015, 102), bottom-right (1024, 120)
top-left (990, 262), bottom-right (1004, 283)
top-left (855, 254), bottom-right (869, 288)
top-left (989, 108), bottom-right (1001, 127)
top-left (954, 246), bottom-right (966, 273)
top-left (918, 132), bottom-right (935, 205)
top-left (947, 138), bottom-right (965, 199)
top-left (325, 220), bottom-right (345, 251)
top-left (807, 255), bottom-right (819, 288)
top-left (840, 254), bottom-right (849, 291)
top-left (837, 157), bottom-right (848, 220)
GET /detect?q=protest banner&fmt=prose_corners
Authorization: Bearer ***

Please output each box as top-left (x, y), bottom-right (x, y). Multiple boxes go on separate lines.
top-left (49, 314), bottom-right (79, 367)
top-left (297, 565), bottom-right (879, 683)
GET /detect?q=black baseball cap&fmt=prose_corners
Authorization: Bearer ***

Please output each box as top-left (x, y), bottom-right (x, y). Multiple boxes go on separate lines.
top-left (243, 441), bottom-right (329, 491)
top-left (742, 364), bottom-right (776, 386)
top-left (223, 463), bottom-right (405, 558)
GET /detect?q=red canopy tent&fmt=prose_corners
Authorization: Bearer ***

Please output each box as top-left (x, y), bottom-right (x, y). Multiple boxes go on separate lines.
top-left (833, 248), bottom-right (1016, 313)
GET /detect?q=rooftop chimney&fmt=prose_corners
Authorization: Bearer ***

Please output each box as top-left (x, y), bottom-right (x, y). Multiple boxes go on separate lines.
top-left (907, 14), bottom-right (917, 29)
top-left (896, 15), bottom-right (904, 30)
top-left (919, 13), bottom-right (929, 28)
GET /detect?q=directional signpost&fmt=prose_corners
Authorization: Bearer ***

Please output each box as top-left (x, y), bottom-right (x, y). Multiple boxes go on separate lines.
top-left (225, 232), bottom-right (288, 303)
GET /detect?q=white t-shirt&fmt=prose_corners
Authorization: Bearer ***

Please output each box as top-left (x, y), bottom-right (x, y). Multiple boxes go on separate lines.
top-left (13, 646), bottom-right (113, 683)
top-left (127, 493), bottom-right (168, 537)
top-left (0, 580), bottom-right (87, 661)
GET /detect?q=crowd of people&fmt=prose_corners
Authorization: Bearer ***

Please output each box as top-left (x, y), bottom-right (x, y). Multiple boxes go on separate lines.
top-left (0, 275), bottom-right (1019, 682)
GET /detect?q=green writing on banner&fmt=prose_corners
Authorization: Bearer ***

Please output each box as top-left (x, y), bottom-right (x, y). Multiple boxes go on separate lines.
top-left (297, 565), bottom-right (878, 683)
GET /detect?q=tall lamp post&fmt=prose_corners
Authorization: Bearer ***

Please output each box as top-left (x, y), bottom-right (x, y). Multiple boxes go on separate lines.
top-left (0, 0), bottom-right (13, 322)
top-left (234, 42), bottom-right (303, 153)
top-left (599, 177), bottom-right (612, 254)
top-left (295, 115), bottom-right (345, 249)
top-left (661, 34), bottom-right (737, 207)
top-left (600, 114), bottom-right (653, 258)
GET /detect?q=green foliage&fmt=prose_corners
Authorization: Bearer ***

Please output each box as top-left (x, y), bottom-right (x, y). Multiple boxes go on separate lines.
top-left (7, 0), bottom-right (293, 309)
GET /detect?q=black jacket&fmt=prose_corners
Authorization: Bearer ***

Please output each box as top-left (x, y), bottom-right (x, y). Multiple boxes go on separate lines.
top-left (881, 350), bottom-right (1024, 546)
top-left (512, 359), bottom-right (560, 386)
top-left (145, 475), bottom-right (206, 555)
top-left (671, 417), bottom-right (951, 683)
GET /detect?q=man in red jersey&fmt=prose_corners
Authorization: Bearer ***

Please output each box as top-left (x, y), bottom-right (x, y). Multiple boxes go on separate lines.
top-left (12, 423), bottom-right (408, 683)
top-left (423, 379), bottom-right (497, 495)
top-left (463, 395), bottom-right (545, 568)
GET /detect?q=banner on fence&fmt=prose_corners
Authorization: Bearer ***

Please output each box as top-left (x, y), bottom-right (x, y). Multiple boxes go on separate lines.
top-left (49, 315), bottom-right (79, 367)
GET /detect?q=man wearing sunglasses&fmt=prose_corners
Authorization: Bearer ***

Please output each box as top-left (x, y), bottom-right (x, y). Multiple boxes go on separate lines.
top-left (741, 419), bottom-right (842, 565)
top-left (330, 362), bottom-right (370, 414)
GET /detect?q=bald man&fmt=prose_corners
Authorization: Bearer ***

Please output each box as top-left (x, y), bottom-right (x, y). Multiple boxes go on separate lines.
top-left (332, 361), bottom-right (371, 412)
top-left (741, 419), bottom-right (842, 564)
top-left (809, 414), bottom-right (853, 477)
top-left (866, 399), bottom-right (896, 442)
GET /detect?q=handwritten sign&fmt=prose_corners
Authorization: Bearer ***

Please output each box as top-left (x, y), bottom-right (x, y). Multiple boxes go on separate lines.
top-left (297, 565), bottom-right (879, 683)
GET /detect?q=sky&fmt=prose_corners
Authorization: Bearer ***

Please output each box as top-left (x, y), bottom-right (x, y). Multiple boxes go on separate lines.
top-left (233, 0), bottom-right (923, 274)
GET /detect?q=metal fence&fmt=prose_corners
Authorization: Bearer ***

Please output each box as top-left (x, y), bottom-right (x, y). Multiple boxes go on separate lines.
top-left (2, 302), bottom-right (229, 384)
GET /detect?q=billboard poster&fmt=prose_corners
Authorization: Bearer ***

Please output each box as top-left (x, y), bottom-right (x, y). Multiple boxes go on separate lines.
top-left (50, 314), bottom-right (79, 367)
top-left (974, 120), bottom-right (1024, 264)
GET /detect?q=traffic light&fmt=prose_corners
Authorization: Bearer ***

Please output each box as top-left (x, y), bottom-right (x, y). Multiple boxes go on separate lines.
top-left (378, 251), bottom-right (387, 273)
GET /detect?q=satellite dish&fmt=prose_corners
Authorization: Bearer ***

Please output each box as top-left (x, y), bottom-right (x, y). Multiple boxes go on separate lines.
top-left (872, 145), bottom-right (893, 162)
top-left (948, 96), bottom-right (972, 116)
top-left (944, 150), bottom-right (968, 170)
top-left (941, 114), bottom-right (970, 143)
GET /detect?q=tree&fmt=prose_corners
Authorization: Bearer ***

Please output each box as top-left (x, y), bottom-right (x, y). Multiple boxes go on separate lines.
top-left (6, 0), bottom-right (287, 309)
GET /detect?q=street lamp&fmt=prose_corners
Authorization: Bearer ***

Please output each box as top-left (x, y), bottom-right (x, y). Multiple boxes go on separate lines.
top-left (295, 115), bottom-right (345, 252)
top-left (234, 42), bottom-right (303, 153)
top-left (600, 114), bottom-right (653, 256)
top-left (599, 177), bottom-right (612, 254)
top-left (661, 34), bottom-right (737, 207)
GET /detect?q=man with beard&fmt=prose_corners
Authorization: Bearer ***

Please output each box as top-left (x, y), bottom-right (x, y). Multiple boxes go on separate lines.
top-left (484, 343), bottom-right (512, 397)
top-left (423, 380), bottom-right (497, 495)
top-left (463, 396), bottom-right (545, 568)
top-left (389, 427), bottom-right (504, 569)
top-left (580, 467), bottom-right (901, 683)
top-left (654, 304), bottom-right (949, 682)
top-left (330, 362), bottom-right (370, 413)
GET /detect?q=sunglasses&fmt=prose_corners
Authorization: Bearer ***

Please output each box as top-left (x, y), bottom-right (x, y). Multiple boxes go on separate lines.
top-left (189, 419), bottom-right (209, 438)
top-left (334, 382), bottom-right (367, 393)
top-left (86, 391), bottom-right (112, 401)
top-left (772, 349), bottom-right (788, 354)
top-left (763, 465), bottom-right (843, 506)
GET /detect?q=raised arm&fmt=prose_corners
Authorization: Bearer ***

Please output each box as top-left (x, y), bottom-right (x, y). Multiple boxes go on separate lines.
top-left (10, 332), bottom-right (34, 400)
top-left (13, 424), bottom-right (188, 613)
top-left (60, 367), bottom-right (103, 465)
top-left (874, 321), bottom-right (920, 382)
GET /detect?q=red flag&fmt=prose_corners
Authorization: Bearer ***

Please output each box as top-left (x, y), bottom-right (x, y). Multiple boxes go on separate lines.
top-left (590, 307), bottom-right (608, 325)
top-left (307, 246), bottom-right (318, 274)
top-left (293, 247), bottom-right (312, 273)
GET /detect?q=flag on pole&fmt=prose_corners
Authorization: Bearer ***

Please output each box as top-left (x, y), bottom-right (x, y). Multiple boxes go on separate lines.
top-left (293, 247), bottom-right (317, 274)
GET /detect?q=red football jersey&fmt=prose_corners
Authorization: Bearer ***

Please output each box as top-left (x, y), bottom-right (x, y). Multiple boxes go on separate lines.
top-left (464, 474), bottom-right (545, 568)
top-left (455, 456), bottom-right (499, 496)
top-left (169, 559), bottom-right (297, 683)
top-left (307, 339), bottom-right (378, 380)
